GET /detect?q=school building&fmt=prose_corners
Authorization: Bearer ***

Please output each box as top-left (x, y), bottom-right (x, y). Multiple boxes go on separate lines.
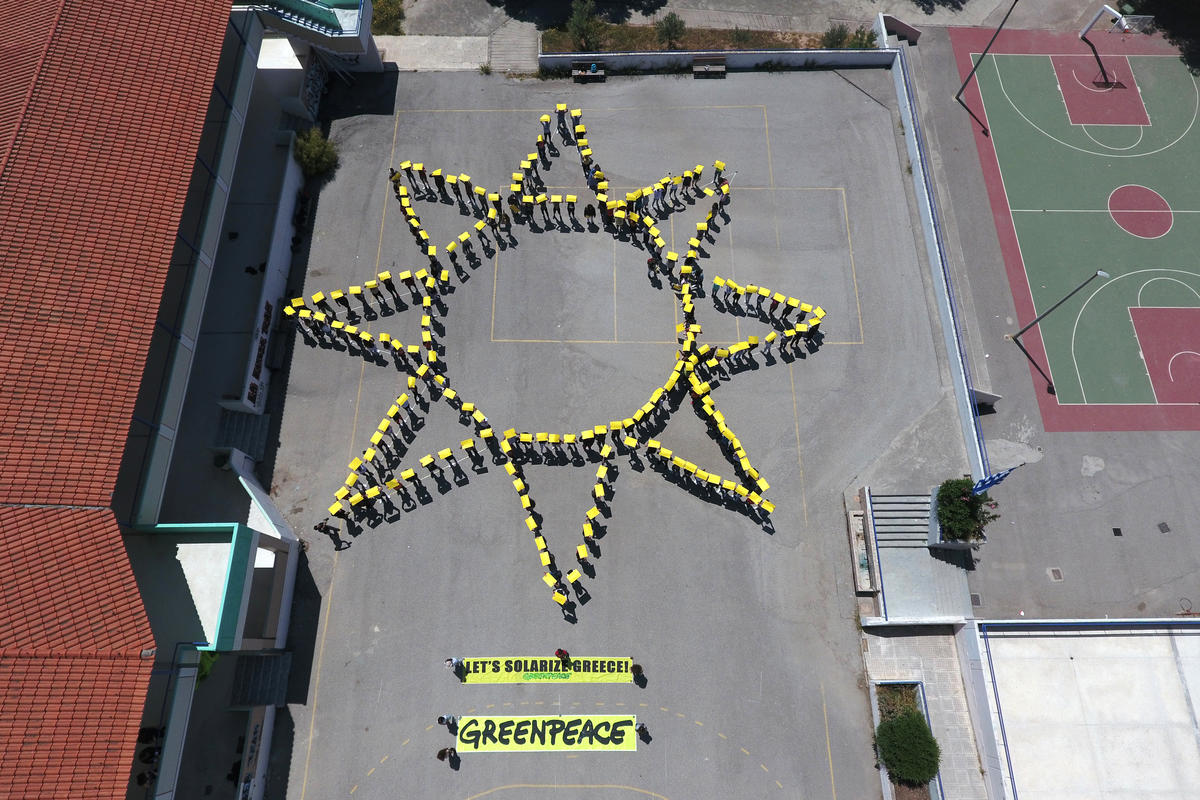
top-left (0, 1), bottom-right (379, 798)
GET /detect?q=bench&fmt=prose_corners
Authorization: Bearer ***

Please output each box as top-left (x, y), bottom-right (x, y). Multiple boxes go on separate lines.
top-left (693, 56), bottom-right (726, 79)
top-left (572, 61), bottom-right (605, 83)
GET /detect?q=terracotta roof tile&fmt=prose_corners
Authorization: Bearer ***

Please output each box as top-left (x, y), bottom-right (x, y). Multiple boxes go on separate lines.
top-left (0, 0), bottom-right (231, 795)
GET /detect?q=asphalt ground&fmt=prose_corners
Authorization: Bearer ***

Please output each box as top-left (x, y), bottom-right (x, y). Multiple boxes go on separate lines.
top-left (909, 27), bottom-right (1200, 620)
top-left (269, 68), bottom-right (968, 799)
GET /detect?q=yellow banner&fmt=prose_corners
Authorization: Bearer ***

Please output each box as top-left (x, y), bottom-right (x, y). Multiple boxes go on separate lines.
top-left (462, 657), bottom-right (633, 684)
top-left (457, 715), bottom-right (637, 752)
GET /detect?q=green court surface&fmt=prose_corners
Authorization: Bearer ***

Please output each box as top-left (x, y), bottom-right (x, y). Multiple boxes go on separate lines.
top-left (956, 28), bottom-right (1200, 429)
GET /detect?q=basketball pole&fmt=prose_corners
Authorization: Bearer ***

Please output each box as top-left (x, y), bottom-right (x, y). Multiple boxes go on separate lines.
top-left (954, 0), bottom-right (1021, 138)
top-left (1005, 270), bottom-right (1110, 394)
top-left (1079, 5), bottom-right (1132, 88)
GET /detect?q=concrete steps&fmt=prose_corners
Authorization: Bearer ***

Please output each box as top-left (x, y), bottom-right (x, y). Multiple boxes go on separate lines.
top-left (488, 19), bottom-right (538, 73)
top-left (871, 493), bottom-right (930, 549)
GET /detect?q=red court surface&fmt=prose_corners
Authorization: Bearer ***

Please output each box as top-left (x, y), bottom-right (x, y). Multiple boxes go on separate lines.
top-left (1131, 307), bottom-right (1200, 404)
top-left (1108, 184), bottom-right (1173, 238)
top-left (950, 27), bottom-right (1199, 432)
top-left (1051, 54), bottom-right (1150, 125)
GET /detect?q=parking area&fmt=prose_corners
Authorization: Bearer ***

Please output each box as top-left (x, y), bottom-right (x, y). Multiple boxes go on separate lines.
top-left (269, 68), bottom-right (969, 799)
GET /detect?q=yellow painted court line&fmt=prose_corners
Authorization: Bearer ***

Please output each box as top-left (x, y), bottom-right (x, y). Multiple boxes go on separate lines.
top-left (613, 239), bottom-right (619, 340)
top-left (787, 363), bottom-right (810, 526)
top-left (490, 338), bottom-right (678, 344)
top-left (718, 732), bottom-right (727, 739)
top-left (366, 767), bottom-right (375, 777)
top-left (401, 738), bottom-right (409, 746)
top-left (380, 755), bottom-right (389, 763)
top-left (397, 103), bottom-right (765, 114)
top-left (762, 105), bottom-right (775, 191)
top-left (841, 187), bottom-right (866, 344)
top-left (466, 785), bottom-right (670, 800)
top-left (822, 683), bottom-right (838, 800)
top-left (694, 720), bottom-right (704, 726)
top-left (490, 252), bottom-right (500, 342)
top-left (761, 764), bottom-right (769, 772)
top-left (350, 785), bottom-right (357, 794)
top-left (299, 103), bottom-right (402, 800)
top-left (741, 747), bottom-right (751, 755)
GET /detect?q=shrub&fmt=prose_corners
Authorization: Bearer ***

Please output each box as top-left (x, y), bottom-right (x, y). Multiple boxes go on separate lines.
top-left (567, 0), bottom-right (607, 51)
top-left (730, 26), bottom-right (753, 47)
top-left (821, 23), bottom-right (849, 49)
top-left (294, 127), bottom-right (339, 180)
top-left (936, 477), bottom-right (999, 542)
top-left (847, 25), bottom-right (876, 48)
top-left (656, 12), bottom-right (687, 49)
top-left (876, 709), bottom-right (941, 787)
top-left (372, 0), bottom-right (404, 36)
top-left (478, 62), bottom-right (492, 75)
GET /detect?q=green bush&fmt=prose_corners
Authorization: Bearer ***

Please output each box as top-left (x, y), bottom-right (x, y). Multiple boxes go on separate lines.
top-left (822, 23), bottom-right (875, 49)
top-left (821, 23), bottom-right (849, 48)
top-left (847, 25), bottom-right (876, 48)
top-left (372, 0), bottom-right (404, 36)
top-left (730, 26), bottom-right (753, 47)
top-left (567, 0), bottom-right (607, 51)
top-left (294, 127), bottom-right (339, 180)
top-left (876, 708), bottom-right (941, 787)
top-left (655, 12), bottom-right (686, 49)
top-left (936, 477), bottom-right (999, 542)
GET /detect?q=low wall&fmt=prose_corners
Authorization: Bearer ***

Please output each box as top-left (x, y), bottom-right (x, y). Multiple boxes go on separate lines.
top-left (537, 48), bottom-right (894, 72)
top-left (875, 13), bottom-right (988, 480)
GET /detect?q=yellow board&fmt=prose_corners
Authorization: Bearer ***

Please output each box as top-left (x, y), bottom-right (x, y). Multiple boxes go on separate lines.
top-left (461, 656), bottom-right (633, 684)
top-left (456, 715), bottom-right (637, 752)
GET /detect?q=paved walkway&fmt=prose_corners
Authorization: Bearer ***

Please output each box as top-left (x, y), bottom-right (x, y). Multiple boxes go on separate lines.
top-left (488, 19), bottom-right (540, 73)
top-left (864, 630), bottom-right (989, 800)
top-left (375, 35), bottom-right (488, 70)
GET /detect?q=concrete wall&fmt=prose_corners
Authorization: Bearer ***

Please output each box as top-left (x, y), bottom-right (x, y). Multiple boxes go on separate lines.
top-left (876, 14), bottom-right (987, 480)
top-left (955, 621), bottom-right (1008, 800)
top-left (538, 48), bottom-right (895, 72)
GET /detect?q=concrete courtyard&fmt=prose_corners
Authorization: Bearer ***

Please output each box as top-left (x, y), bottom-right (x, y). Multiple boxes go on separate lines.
top-left (268, 67), bottom-right (968, 799)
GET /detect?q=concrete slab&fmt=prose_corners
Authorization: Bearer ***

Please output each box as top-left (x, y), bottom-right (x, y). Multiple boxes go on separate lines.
top-left (375, 35), bottom-right (489, 71)
top-left (269, 68), bottom-right (970, 799)
top-left (980, 624), bottom-right (1200, 800)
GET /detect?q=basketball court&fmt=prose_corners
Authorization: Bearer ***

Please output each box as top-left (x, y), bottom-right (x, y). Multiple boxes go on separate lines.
top-left (951, 24), bottom-right (1200, 431)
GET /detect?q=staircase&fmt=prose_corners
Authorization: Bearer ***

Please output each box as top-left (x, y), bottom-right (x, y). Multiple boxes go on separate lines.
top-left (488, 19), bottom-right (539, 73)
top-left (869, 493), bottom-right (930, 549)
top-left (230, 651), bottom-right (292, 709)
top-left (215, 409), bottom-right (273, 462)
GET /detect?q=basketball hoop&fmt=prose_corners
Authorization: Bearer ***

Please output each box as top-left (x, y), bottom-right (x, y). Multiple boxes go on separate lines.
top-left (1110, 14), bottom-right (1156, 35)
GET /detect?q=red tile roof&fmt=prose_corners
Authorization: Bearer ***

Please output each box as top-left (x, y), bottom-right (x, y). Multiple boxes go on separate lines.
top-left (0, 0), bottom-right (232, 795)
top-left (0, 507), bottom-right (156, 799)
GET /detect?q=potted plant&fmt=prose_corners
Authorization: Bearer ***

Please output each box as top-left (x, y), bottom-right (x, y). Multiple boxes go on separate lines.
top-left (929, 477), bottom-right (998, 549)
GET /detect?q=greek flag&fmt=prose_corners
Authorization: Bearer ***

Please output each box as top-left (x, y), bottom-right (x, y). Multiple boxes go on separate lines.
top-left (972, 464), bottom-right (1023, 495)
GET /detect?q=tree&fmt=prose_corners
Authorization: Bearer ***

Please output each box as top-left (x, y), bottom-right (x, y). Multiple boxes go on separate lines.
top-left (372, 0), bottom-right (405, 36)
top-left (294, 127), bottom-right (339, 180)
top-left (935, 477), bottom-right (999, 542)
top-left (876, 709), bottom-right (941, 787)
top-left (567, 0), bottom-right (607, 51)
top-left (655, 12), bottom-right (686, 50)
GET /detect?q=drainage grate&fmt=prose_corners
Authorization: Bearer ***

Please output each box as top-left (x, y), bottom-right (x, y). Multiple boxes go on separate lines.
top-left (970, 593), bottom-right (983, 607)
top-left (1048, 567), bottom-right (1064, 582)
top-left (1159, 522), bottom-right (1171, 534)
top-left (1113, 527), bottom-right (1123, 537)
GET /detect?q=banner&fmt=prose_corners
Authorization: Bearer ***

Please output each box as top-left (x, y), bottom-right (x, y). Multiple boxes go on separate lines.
top-left (462, 656), bottom-right (633, 684)
top-left (456, 715), bottom-right (637, 752)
